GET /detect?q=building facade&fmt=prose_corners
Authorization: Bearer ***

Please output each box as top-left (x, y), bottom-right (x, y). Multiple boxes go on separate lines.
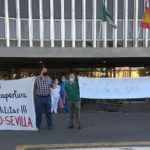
top-left (0, 0), bottom-right (148, 48)
top-left (0, 0), bottom-right (150, 78)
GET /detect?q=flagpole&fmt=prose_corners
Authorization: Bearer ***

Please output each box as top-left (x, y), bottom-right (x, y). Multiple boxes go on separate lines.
top-left (134, 0), bottom-right (148, 47)
top-left (137, 27), bottom-right (141, 39)
top-left (134, 27), bottom-right (141, 47)
top-left (97, 20), bottom-right (102, 47)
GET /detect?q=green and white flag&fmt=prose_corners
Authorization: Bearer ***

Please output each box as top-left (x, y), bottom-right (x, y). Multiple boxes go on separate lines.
top-left (102, 1), bottom-right (117, 28)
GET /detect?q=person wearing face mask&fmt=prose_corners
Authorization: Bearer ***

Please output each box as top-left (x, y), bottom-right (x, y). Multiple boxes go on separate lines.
top-left (34, 67), bottom-right (53, 130)
top-left (51, 79), bottom-right (60, 114)
top-left (64, 73), bottom-right (81, 129)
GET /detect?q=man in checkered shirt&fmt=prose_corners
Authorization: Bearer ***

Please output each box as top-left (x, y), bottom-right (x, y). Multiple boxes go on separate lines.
top-left (34, 67), bottom-right (52, 130)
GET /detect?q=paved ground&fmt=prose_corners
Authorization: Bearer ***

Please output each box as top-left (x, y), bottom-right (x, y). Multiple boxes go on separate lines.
top-left (1, 112), bottom-right (150, 150)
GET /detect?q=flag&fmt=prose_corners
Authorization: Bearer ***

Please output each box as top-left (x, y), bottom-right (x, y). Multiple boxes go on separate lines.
top-left (102, 1), bottom-right (117, 28)
top-left (140, 3), bottom-right (150, 29)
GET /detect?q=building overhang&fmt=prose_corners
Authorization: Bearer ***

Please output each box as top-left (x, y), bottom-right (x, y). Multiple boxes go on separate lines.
top-left (0, 47), bottom-right (150, 58)
top-left (0, 47), bottom-right (150, 68)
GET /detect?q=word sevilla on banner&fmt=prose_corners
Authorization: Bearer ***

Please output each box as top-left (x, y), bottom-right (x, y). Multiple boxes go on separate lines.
top-left (0, 78), bottom-right (37, 131)
top-left (78, 77), bottom-right (150, 99)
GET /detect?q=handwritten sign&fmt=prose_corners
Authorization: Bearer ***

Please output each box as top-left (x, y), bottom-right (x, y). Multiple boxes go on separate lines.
top-left (0, 78), bottom-right (37, 130)
top-left (78, 77), bottom-right (150, 99)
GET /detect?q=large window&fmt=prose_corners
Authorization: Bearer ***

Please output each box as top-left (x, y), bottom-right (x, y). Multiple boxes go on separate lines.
top-left (118, 0), bottom-right (123, 19)
top-left (76, 21), bottom-right (82, 39)
top-left (0, 0), bottom-right (4, 17)
top-left (128, 0), bottom-right (134, 19)
top-left (139, 0), bottom-right (144, 19)
top-left (8, 0), bottom-right (16, 18)
top-left (32, 0), bottom-right (39, 19)
top-left (54, 21), bottom-right (61, 39)
top-left (43, 0), bottom-right (50, 19)
top-left (86, 21), bottom-right (92, 39)
top-left (97, 0), bottom-right (103, 19)
top-left (9, 19), bottom-right (16, 39)
top-left (64, 0), bottom-right (71, 19)
top-left (54, 0), bottom-right (60, 19)
top-left (117, 21), bottom-right (123, 39)
top-left (33, 20), bottom-right (40, 39)
top-left (20, 0), bottom-right (28, 18)
top-left (44, 20), bottom-right (50, 39)
top-left (86, 0), bottom-right (92, 19)
top-left (128, 21), bottom-right (133, 39)
top-left (107, 0), bottom-right (113, 19)
top-left (65, 21), bottom-right (71, 39)
top-left (75, 0), bottom-right (82, 19)
top-left (0, 18), bottom-right (5, 38)
top-left (107, 24), bottom-right (113, 40)
top-left (21, 20), bottom-right (29, 39)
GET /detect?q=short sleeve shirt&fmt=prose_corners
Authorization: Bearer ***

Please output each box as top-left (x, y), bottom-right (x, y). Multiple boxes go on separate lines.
top-left (34, 75), bottom-right (52, 96)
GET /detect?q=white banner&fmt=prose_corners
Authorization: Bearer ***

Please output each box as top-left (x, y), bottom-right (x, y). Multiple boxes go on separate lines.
top-left (0, 78), bottom-right (37, 130)
top-left (78, 77), bottom-right (150, 99)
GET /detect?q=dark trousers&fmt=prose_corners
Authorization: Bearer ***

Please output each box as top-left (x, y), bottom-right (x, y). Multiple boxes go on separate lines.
top-left (35, 95), bottom-right (52, 129)
top-left (68, 101), bottom-right (81, 127)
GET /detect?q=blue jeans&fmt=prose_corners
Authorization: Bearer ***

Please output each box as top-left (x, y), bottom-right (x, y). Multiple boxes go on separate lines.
top-left (35, 95), bottom-right (52, 129)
